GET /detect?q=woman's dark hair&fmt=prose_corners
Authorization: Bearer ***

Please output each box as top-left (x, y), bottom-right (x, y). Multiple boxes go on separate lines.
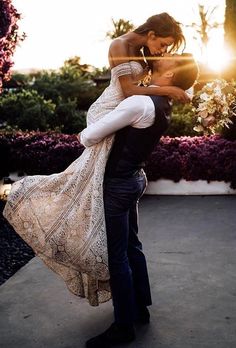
top-left (134, 12), bottom-right (185, 52)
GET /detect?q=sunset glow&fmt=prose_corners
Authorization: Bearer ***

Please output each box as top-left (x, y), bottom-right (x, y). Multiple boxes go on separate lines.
top-left (12, 0), bottom-right (226, 72)
top-left (206, 46), bottom-right (231, 72)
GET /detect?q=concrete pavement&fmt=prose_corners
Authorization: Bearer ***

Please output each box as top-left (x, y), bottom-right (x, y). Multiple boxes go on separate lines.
top-left (0, 195), bottom-right (236, 348)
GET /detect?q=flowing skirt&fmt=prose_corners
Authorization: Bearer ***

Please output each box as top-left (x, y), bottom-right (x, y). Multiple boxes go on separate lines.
top-left (3, 134), bottom-right (114, 306)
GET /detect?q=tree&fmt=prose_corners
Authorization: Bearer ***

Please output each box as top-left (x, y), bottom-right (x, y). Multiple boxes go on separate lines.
top-left (106, 18), bottom-right (134, 39)
top-left (186, 4), bottom-right (222, 62)
top-left (223, 0), bottom-right (236, 80)
top-left (28, 58), bottom-right (104, 110)
top-left (0, 0), bottom-right (25, 91)
top-left (60, 56), bottom-right (93, 79)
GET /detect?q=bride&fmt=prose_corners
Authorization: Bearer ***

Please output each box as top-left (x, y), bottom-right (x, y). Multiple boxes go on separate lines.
top-left (3, 13), bottom-right (188, 306)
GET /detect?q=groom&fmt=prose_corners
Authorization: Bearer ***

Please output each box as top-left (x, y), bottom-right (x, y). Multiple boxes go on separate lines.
top-left (79, 53), bottom-right (199, 348)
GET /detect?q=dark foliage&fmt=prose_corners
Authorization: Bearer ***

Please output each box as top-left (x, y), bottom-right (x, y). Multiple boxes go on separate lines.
top-left (1, 132), bottom-right (236, 188)
top-left (0, 131), bottom-right (85, 176)
top-left (0, 200), bottom-right (35, 285)
top-left (145, 135), bottom-right (236, 189)
top-left (0, 0), bottom-right (24, 90)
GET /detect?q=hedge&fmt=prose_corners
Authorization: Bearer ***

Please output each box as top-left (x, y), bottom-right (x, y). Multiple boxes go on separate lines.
top-left (0, 131), bottom-right (236, 188)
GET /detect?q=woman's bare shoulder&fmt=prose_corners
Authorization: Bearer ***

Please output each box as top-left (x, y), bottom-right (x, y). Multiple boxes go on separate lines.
top-left (109, 36), bottom-right (128, 49)
top-left (109, 37), bottom-right (130, 67)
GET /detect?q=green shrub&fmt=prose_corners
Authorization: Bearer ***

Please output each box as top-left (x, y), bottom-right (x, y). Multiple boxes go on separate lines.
top-left (0, 89), bottom-right (56, 131)
top-left (28, 63), bottom-right (108, 110)
top-left (52, 99), bottom-right (87, 134)
top-left (1, 57), bottom-right (109, 134)
top-left (0, 89), bottom-right (88, 134)
top-left (165, 102), bottom-right (197, 137)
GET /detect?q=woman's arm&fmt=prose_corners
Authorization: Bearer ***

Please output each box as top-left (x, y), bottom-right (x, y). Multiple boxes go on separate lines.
top-left (109, 39), bottom-right (190, 103)
top-left (119, 76), bottom-right (190, 103)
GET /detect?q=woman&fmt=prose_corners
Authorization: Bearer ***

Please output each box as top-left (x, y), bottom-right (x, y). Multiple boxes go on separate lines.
top-left (3, 13), bottom-right (188, 306)
top-left (88, 12), bottom-right (188, 130)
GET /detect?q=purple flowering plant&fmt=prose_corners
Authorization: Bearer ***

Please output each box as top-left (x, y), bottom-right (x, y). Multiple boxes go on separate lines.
top-left (1, 131), bottom-right (236, 189)
top-left (0, 131), bottom-right (84, 176)
top-left (0, 0), bottom-right (25, 91)
top-left (145, 135), bottom-right (236, 189)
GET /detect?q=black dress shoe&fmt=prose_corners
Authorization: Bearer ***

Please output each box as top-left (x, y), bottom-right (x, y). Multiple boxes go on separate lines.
top-left (86, 322), bottom-right (135, 348)
top-left (135, 306), bottom-right (150, 324)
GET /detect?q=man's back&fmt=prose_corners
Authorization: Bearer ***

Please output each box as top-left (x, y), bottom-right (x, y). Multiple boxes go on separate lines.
top-left (105, 96), bottom-right (172, 178)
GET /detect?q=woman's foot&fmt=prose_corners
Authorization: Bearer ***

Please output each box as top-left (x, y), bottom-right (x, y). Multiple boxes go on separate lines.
top-left (86, 322), bottom-right (135, 348)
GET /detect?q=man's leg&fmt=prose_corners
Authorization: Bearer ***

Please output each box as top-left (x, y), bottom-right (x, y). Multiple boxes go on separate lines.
top-left (104, 178), bottom-right (137, 325)
top-left (103, 174), bottom-right (148, 325)
top-left (86, 175), bottom-right (146, 348)
top-left (128, 201), bottom-right (152, 311)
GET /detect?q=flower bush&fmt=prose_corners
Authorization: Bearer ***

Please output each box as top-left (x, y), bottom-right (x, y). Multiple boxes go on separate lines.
top-left (146, 135), bottom-right (236, 189)
top-left (0, 0), bottom-right (24, 90)
top-left (0, 131), bottom-right (84, 177)
top-left (192, 79), bottom-right (236, 135)
top-left (0, 132), bottom-right (236, 189)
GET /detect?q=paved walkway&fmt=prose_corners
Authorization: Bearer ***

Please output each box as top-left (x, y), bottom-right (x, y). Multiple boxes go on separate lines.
top-left (0, 195), bottom-right (236, 348)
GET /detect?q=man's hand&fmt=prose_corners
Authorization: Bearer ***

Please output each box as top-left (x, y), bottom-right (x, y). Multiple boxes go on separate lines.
top-left (77, 133), bottom-right (81, 142)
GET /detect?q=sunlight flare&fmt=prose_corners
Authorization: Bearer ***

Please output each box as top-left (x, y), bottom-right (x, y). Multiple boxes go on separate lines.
top-left (206, 46), bottom-right (232, 72)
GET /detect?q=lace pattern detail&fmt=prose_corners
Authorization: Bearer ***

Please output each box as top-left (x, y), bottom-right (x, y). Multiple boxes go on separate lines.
top-left (3, 61), bottom-right (144, 306)
top-left (111, 62), bottom-right (133, 78)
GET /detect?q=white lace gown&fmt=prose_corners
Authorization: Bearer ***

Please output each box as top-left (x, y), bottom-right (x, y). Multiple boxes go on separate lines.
top-left (3, 61), bottom-right (144, 306)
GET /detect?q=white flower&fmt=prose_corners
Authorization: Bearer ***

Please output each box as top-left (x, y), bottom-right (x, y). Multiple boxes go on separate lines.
top-left (200, 92), bottom-right (211, 101)
top-left (197, 116), bottom-right (203, 123)
top-left (213, 86), bottom-right (222, 97)
top-left (222, 106), bottom-right (229, 115)
top-left (192, 79), bottom-right (236, 135)
top-left (197, 102), bottom-right (208, 111)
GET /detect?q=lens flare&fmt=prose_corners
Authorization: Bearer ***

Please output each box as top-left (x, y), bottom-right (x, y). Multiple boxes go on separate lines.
top-left (205, 46), bottom-right (232, 72)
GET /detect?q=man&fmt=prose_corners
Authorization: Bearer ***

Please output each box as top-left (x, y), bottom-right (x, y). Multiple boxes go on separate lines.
top-left (79, 53), bottom-right (199, 348)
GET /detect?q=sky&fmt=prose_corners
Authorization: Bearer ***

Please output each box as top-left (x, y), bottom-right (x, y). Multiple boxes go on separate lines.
top-left (12, 0), bottom-right (226, 71)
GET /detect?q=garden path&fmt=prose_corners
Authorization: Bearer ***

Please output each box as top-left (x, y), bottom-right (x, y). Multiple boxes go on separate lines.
top-left (0, 195), bottom-right (235, 348)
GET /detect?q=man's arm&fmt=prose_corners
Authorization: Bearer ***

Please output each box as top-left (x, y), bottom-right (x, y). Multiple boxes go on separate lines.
top-left (79, 95), bottom-right (154, 147)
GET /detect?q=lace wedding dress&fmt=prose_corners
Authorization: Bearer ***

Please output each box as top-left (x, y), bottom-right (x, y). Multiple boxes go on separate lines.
top-left (3, 61), bottom-right (144, 306)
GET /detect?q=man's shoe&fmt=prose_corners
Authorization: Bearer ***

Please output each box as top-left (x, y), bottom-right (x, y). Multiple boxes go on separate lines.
top-left (135, 306), bottom-right (150, 324)
top-left (86, 322), bottom-right (135, 348)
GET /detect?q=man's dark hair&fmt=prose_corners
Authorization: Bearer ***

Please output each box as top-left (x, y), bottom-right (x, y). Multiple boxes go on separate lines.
top-left (172, 53), bottom-right (199, 90)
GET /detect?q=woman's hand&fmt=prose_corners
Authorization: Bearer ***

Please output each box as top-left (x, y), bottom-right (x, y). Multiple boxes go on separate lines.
top-left (158, 86), bottom-right (191, 103)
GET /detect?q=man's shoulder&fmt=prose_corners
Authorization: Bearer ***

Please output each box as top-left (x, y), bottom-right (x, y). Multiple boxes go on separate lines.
top-left (149, 95), bottom-right (171, 107)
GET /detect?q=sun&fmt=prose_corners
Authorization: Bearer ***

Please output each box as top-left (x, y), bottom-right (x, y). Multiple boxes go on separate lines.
top-left (205, 46), bottom-right (232, 72)
top-left (197, 27), bottom-right (232, 73)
